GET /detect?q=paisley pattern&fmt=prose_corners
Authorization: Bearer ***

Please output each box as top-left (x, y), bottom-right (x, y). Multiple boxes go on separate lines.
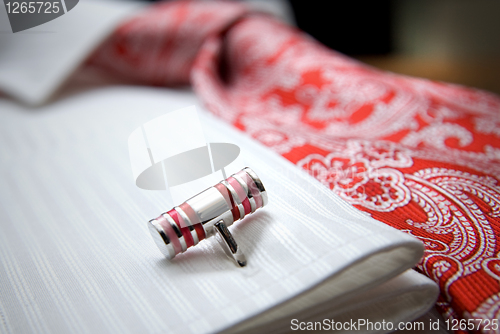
top-left (296, 142), bottom-right (413, 212)
top-left (91, 1), bottom-right (500, 331)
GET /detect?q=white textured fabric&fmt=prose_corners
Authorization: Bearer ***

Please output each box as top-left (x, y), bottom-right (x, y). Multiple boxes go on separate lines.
top-left (0, 85), bottom-right (438, 334)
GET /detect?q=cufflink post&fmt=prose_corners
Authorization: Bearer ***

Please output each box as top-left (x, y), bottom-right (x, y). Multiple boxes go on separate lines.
top-left (214, 220), bottom-right (247, 267)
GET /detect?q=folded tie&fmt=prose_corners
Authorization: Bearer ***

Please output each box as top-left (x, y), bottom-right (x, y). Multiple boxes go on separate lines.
top-left (91, 1), bottom-right (500, 328)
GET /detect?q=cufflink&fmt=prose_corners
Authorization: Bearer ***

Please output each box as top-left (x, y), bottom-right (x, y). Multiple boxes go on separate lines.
top-left (148, 167), bottom-right (267, 267)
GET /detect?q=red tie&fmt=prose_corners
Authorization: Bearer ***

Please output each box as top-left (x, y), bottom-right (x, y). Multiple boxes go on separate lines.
top-left (91, 1), bottom-right (500, 329)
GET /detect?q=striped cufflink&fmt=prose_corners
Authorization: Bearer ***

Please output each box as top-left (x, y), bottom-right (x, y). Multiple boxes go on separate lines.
top-left (148, 167), bottom-right (267, 267)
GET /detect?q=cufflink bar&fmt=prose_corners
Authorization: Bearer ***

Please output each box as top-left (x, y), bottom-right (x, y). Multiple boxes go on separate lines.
top-left (148, 167), bottom-right (267, 267)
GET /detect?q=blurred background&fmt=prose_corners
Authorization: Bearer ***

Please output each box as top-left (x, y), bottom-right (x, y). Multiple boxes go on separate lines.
top-left (293, 0), bottom-right (500, 95)
top-left (145, 0), bottom-right (500, 95)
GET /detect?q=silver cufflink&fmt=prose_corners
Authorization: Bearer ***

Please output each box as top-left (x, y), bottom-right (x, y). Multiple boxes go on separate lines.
top-left (148, 167), bottom-right (267, 267)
